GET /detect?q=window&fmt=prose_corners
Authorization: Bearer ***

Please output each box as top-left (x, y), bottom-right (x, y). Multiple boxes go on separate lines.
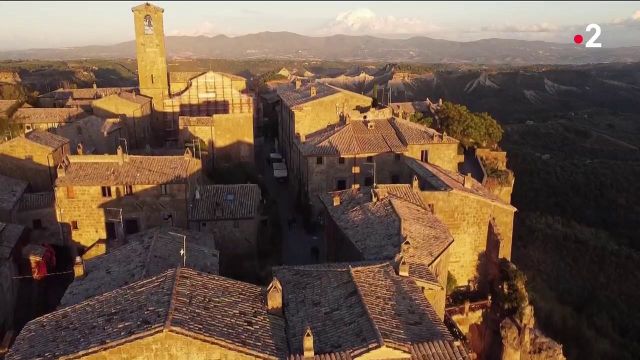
top-left (338, 157), bottom-right (345, 164)
top-left (366, 156), bottom-right (373, 163)
top-left (420, 150), bottom-right (429, 163)
top-left (32, 219), bottom-right (43, 229)
top-left (101, 186), bottom-right (112, 198)
top-left (201, 222), bottom-right (207, 228)
top-left (125, 185), bottom-right (134, 196)
top-left (24, 155), bottom-right (33, 161)
top-left (233, 220), bottom-right (240, 228)
top-left (336, 179), bottom-right (347, 190)
top-left (124, 219), bottom-right (140, 235)
top-left (391, 174), bottom-right (400, 184)
top-left (71, 221), bottom-right (79, 230)
top-left (364, 176), bottom-right (374, 186)
top-left (316, 157), bottom-right (323, 165)
top-left (395, 153), bottom-right (402, 161)
top-left (161, 184), bottom-right (169, 195)
top-left (427, 204), bottom-right (435, 214)
top-left (66, 186), bottom-right (75, 199)
top-left (151, 74), bottom-right (155, 84)
top-left (144, 15), bottom-right (154, 34)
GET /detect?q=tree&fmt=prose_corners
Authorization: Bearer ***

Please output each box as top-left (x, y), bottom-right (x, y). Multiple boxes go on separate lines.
top-left (408, 112), bottom-right (433, 127)
top-left (436, 102), bottom-right (503, 148)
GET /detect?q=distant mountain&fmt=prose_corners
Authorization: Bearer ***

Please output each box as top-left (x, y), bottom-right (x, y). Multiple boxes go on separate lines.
top-left (2, 32), bottom-right (640, 64)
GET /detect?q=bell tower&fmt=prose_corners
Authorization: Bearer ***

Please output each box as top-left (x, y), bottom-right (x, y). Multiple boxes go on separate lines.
top-left (132, 2), bottom-right (168, 112)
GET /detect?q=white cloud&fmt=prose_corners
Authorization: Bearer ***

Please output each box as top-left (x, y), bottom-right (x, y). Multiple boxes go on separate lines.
top-left (168, 22), bottom-right (218, 37)
top-left (321, 8), bottom-right (438, 35)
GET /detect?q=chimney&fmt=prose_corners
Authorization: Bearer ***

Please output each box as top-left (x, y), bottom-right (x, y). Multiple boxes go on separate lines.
top-left (401, 238), bottom-right (411, 254)
top-left (56, 163), bottom-right (66, 177)
top-left (214, 202), bottom-right (223, 218)
top-left (310, 85), bottom-right (317, 97)
top-left (76, 142), bottom-right (84, 155)
top-left (464, 300), bottom-right (470, 316)
top-left (195, 187), bottom-right (201, 200)
top-left (266, 277), bottom-right (283, 316)
top-left (303, 327), bottom-right (314, 358)
top-left (184, 147), bottom-right (193, 159)
top-left (295, 79), bottom-right (302, 89)
top-left (332, 193), bottom-right (341, 207)
top-left (411, 175), bottom-right (419, 190)
top-left (463, 173), bottom-right (473, 189)
top-left (370, 188), bottom-right (378, 203)
top-left (398, 257), bottom-right (409, 277)
top-left (116, 145), bottom-right (124, 165)
top-left (92, 82), bottom-right (97, 89)
top-left (73, 256), bottom-right (85, 278)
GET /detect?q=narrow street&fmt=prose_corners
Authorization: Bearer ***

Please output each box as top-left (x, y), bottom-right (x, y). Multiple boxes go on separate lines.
top-left (255, 137), bottom-right (322, 266)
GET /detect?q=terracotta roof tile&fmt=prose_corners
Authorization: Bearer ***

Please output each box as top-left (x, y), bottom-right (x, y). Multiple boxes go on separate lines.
top-left (56, 154), bottom-right (196, 186)
top-left (17, 192), bottom-right (54, 211)
top-left (405, 158), bottom-right (516, 210)
top-left (411, 340), bottom-right (470, 359)
top-left (24, 129), bottom-right (69, 149)
top-left (302, 118), bottom-right (453, 156)
top-left (11, 107), bottom-right (86, 124)
top-left (190, 184), bottom-right (261, 220)
top-left (275, 263), bottom-right (457, 358)
top-left (40, 87), bottom-right (133, 101)
top-left (319, 186), bottom-right (454, 276)
top-left (278, 83), bottom-right (340, 108)
top-left (60, 227), bottom-right (218, 307)
top-left (0, 174), bottom-right (28, 211)
top-left (8, 268), bottom-right (286, 360)
top-left (0, 222), bottom-right (24, 260)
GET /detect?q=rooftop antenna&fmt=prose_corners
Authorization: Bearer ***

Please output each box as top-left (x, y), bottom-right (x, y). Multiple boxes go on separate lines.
top-left (169, 232), bottom-right (187, 267)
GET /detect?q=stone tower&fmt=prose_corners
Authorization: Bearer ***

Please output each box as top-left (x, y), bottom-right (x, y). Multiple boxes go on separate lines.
top-left (132, 2), bottom-right (168, 112)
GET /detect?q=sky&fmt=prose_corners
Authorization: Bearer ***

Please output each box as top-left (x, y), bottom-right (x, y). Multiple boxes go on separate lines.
top-left (1, 1), bottom-right (640, 50)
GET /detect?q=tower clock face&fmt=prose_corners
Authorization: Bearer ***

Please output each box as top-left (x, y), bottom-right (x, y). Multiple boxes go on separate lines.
top-left (144, 15), bottom-right (154, 34)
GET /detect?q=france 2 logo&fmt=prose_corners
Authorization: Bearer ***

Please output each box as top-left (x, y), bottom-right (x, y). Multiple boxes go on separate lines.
top-left (574, 24), bottom-right (602, 48)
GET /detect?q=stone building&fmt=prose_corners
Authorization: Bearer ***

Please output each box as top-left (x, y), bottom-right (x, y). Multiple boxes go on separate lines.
top-left (132, 3), bottom-right (255, 166)
top-left (15, 192), bottom-right (60, 245)
top-left (0, 130), bottom-right (70, 191)
top-left (402, 158), bottom-right (516, 287)
top-left (0, 223), bottom-right (27, 340)
top-left (188, 184), bottom-right (261, 276)
top-left (38, 87), bottom-right (134, 111)
top-left (319, 185), bottom-right (454, 318)
top-left (60, 227), bottom-right (218, 308)
top-left (52, 114), bottom-right (128, 155)
top-left (8, 264), bottom-right (469, 360)
top-left (0, 100), bottom-right (20, 121)
top-left (390, 98), bottom-right (443, 121)
top-left (91, 91), bottom-right (152, 149)
top-left (274, 262), bottom-right (469, 359)
top-left (0, 175), bottom-right (28, 224)
top-left (277, 82), bottom-right (382, 165)
top-left (54, 148), bottom-right (202, 258)
top-left (293, 117), bottom-right (462, 211)
top-left (7, 268), bottom-right (287, 360)
top-left (9, 107), bottom-right (87, 132)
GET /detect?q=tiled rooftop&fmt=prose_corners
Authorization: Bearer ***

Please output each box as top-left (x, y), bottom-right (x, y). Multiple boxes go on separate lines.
top-left (59, 227), bottom-right (219, 307)
top-left (11, 107), bottom-right (86, 124)
top-left (7, 268), bottom-right (286, 360)
top-left (190, 184), bottom-right (261, 220)
top-left (0, 222), bottom-right (25, 260)
top-left (117, 91), bottom-right (152, 105)
top-left (0, 174), bottom-right (28, 211)
top-left (275, 263), bottom-right (456, 358)
top-left (24, 129), bottom-right (69, 149)
top-left (302, 118), bottom-right (456, 156)
top-left (56, 153), bottom-right (196, 186)
top-left (40, 87), bottom-right (133, 100)
top-left (405, 158), bottom-right (516, 210)
top-left (319, 185), bottom-right (454, 277)
top-left (278, 83), bottom-right (340, 108)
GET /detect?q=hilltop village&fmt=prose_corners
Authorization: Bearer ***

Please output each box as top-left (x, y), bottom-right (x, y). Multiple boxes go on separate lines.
top-left (0, 3), bottom-right (565, 360)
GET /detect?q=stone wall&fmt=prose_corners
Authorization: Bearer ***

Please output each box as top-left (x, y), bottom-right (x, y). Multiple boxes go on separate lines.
top-left (80, 331), bottom-right (270, 360)
top-left (212, 113), bottom-right (255, 166)
top-left (0, 260), bottom-right (17, 337)
top-left (92, 96), bottom-right (152, 149)
top-left (189, 218), bottom-right (259, 258)
top-left (55, 183), bottom-right (189, 258)
top-left (0, 139), bottom-right (68, 191)
top-left (53, 116), bottom-right (126, 155)
top-left (16, 207), bottom-right (61, 246)
top-left (416, 190), bottom-right (514, 286)
top-left (406, 143), bottom-right (463, 173)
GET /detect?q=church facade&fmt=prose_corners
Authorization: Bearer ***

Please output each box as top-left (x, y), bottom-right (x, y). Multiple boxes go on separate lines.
top-left (132, 3), bottom-right (255, 168)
